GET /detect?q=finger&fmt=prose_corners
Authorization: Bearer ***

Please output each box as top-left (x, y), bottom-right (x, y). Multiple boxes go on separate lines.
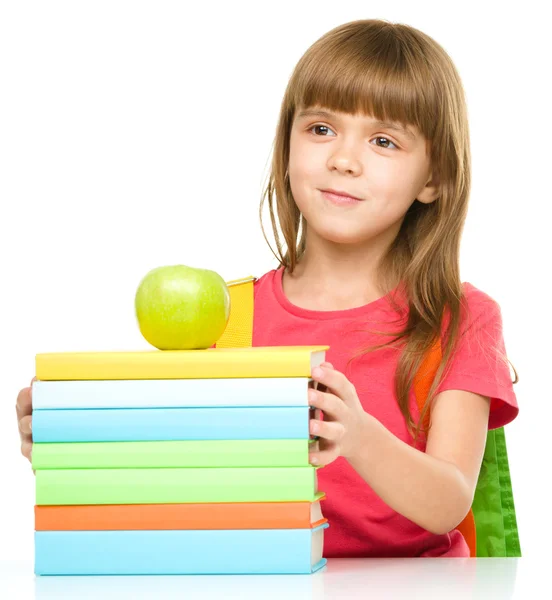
top-left (31, 376), bottom-right (37, 386)
top-left (320, 362), bottom-right (334, 369)
top-left (16, 387), bottom-right (32, 420)
top-left (312, 365), bottom-right (354, 403)
top-left (310, 418), bottom-right (344, 442)
top-left (309, 446), bottom-right (339, 466)
top-left (18, 415), bottom-right (32, 436)
top-left (21, 440), bottom-right (32, 462)
top-left (308, 389), bottom-right (346, 421)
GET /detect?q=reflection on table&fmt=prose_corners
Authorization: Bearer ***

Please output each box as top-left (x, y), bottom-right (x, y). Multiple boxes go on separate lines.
top-left (28, 557), bottom-right (520, 599)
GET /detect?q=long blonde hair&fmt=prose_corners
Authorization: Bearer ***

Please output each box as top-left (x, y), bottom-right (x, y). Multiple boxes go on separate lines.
top-left (259, 18), bottom-right (518, 445)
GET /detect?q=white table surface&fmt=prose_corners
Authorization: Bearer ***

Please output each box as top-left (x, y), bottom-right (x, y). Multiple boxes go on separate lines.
top-left (0, 557), bottom-right (537, 599)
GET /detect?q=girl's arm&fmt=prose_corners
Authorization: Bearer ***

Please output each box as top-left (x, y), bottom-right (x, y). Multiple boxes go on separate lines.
top-left (347, 388), bottom-right (491, 535)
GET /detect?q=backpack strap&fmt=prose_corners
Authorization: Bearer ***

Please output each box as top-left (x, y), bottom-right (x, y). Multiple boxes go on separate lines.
top-left (216, 276), bottom-right (256, 348)
top-left (413, 340), bottom-right (477, 556)
top-left (216, 275), bottom-right (477, 557)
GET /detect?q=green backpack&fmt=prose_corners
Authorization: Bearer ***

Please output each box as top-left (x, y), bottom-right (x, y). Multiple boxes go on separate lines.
top-left (217, 276), bottom-right (521, 557)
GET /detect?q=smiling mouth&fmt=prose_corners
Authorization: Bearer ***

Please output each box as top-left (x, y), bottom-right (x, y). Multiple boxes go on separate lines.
top-left (320, 190), bottom-right (364, 206)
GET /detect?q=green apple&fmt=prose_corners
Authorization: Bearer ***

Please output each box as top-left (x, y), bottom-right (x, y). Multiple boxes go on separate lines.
top-left (135, 264), bottom-right (230, 350)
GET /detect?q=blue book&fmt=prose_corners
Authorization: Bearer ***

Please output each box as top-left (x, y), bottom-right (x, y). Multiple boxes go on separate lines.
top-left (32, 406), bottom-right (310, 442)
top-left (34, 525), bottom-right (329, 575)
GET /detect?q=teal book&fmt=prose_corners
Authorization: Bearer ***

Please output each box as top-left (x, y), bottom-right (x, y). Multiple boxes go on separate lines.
top-left (32, 406), bottom-right (310, 442)
top-left (35, 525), bottom-right (329, 575)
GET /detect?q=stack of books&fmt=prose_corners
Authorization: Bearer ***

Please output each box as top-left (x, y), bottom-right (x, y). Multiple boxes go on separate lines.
top-left (32, 345), bottom-right (330, 575)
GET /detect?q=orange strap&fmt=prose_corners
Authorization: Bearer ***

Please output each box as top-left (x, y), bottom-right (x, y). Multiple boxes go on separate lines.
top-left (220, 277), bottom-right (477, 556)
top-left (413, 339), bottom-right (477, 556)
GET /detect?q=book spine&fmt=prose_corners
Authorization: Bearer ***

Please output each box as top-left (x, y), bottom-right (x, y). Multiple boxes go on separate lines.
top-left (35, 467), bottom-right (319, 505)
top-left (34, 528), bottom-right (328, 575)
top-left (32, 406), bottom-right (310, 443)
top-left (32, 439), bottom-right (311, 469)
top-left (32, 377), bottom-right (311, 409)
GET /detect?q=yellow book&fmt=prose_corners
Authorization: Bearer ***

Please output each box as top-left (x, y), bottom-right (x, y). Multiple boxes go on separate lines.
top-left (35, 346), bottom-right (329, 380)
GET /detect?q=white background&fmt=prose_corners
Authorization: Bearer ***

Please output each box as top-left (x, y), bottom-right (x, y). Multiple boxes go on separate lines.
top-left (0, 0), bottom-right (550, 583)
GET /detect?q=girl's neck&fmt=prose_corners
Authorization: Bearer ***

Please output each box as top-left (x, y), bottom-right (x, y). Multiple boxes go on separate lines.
top-left (282, 256), bottom-right (389, 312)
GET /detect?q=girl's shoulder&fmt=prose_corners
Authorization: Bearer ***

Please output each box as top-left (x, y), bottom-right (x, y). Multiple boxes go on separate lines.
top-left (461, 281), bottom-right (500, 306)
top-left (252, 268), bottom-right (280, 297)
top-left (253, 268), bottom-right (279, 285)
top-left (459, 281), bottom-right (505, 330)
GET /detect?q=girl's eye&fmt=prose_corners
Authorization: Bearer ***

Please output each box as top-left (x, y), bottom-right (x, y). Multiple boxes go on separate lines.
top-left (307, 124), bottom-right (398, 150)
top-left (308, 124), bottom-right (336, 137)
top-left (371, 137), bottom-right (398, 150)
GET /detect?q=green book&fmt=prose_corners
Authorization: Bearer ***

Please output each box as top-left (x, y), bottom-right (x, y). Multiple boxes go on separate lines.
top-left (35, 467), bottom-right (320, 505)
top-left (32, 439), bottom-right (315, 469)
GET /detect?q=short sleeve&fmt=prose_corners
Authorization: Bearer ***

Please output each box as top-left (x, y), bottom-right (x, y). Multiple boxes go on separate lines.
top-left (435, 284), bottom-right (519, 429)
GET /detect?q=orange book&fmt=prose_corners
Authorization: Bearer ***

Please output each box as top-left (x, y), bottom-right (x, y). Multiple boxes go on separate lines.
top-left (35, 496), bottom-right (327, 531)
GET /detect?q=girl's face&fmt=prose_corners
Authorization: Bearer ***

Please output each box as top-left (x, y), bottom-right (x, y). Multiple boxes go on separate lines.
top-left (288, 106), bottom-right (439, 245)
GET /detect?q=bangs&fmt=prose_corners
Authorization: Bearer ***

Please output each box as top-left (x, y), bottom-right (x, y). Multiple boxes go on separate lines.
top-left (289, 26), bottom-right (439, 140)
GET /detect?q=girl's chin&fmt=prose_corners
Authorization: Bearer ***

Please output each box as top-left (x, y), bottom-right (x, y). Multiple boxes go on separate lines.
top-left (311, 226), bottom-right (373, 245)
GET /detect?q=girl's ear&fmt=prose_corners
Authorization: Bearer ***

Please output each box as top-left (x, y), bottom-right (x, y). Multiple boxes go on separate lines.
top-left (417, 171), bottom-right (440, 204)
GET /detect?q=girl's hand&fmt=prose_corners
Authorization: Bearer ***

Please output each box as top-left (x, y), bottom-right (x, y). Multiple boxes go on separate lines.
top-left (16, 376), bottom-right (35, 463)
top-left (308, 362), bottom-right (371, 466)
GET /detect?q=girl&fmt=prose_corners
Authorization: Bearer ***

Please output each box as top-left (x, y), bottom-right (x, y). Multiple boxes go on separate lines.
top-left (16, 18), bottom-right (519, 558)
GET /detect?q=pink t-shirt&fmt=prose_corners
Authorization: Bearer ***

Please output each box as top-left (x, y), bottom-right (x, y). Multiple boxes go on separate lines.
top-left (251, 266), bottom-right (519, 558)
